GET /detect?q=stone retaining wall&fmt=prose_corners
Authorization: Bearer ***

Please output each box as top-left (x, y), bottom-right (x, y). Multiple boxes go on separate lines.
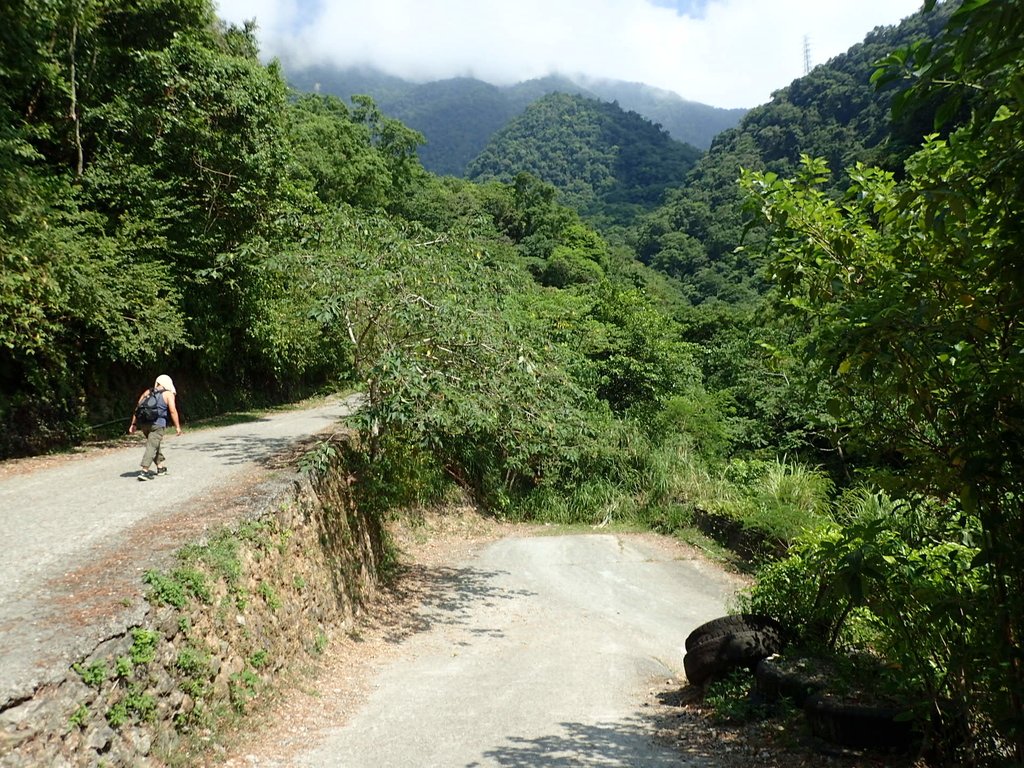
top-left (0, 450), bottom-right (385, 767)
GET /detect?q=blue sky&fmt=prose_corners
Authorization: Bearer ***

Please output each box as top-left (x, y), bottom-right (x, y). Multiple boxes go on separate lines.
top-left (215, 0), bottom-right (924, 109)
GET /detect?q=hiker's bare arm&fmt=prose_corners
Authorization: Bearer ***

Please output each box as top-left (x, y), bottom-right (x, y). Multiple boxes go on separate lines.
top-left (165, 392), bottom-right (182, 435)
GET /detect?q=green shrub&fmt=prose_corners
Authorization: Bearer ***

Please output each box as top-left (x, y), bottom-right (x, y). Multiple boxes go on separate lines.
top-left (143, 567), bottom-right (211, 608)
top-left (73, 660), bottom-right (107, 688)
top-left (655, 391), bottom-right (736, 459)
top-left (703, 668), bottom-right (766, 724)
top-left (179, 532), bottom-right (242, 587)
top-left (175, 645), bottom-right (212, 698)
top-left (757, 458), bottom-right (832, 515)
top-left (739, 490), bottom-right (998, 759)
top-left (740, 459), bottom-right (831, 546)
top-left (735, 525), bottom-right (837, 646)
top-left (129, 629), bottom-right (159, 666)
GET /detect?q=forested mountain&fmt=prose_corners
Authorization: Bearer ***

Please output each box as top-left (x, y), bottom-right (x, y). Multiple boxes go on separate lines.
top-left (572, 76), bottom-right (747, 149)
top-left (286, 66), bottom-right (517, 176)
top-left (632, 5), bottom-right (955, 305)
top-left (466, 93), bottom-right (702, 225)
top-left (282, 65), bottom-right (744, 175)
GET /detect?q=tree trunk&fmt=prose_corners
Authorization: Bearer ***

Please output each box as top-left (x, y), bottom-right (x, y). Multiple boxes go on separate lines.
top-left (68, 8), bottom-right (84, 177)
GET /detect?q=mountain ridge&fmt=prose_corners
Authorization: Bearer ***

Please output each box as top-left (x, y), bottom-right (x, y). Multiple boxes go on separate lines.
top-left (281, 63), bottom-right (745, 176)
top-left (466, 92), bottom-right (702, 226)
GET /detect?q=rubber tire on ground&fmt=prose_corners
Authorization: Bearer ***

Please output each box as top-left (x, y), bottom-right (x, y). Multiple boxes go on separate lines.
top-left (804, 692), bottom-right (918, 751)
top-left (752, 656), bottom-right (825, 708)
top-left (683, 623), bottom-right (784, 686)
top-left (684, 614), bottom-right (783, 652)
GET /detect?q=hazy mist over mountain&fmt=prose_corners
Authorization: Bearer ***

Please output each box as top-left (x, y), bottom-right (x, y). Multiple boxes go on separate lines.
top-left (283, 64), bottom-right (746, 176)
top-left (216, 0), bottom-right (923, 109)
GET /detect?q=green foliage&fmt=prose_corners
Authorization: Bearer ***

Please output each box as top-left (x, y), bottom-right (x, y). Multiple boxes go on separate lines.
top-left (349, 94), bottom-right (426, 203)
top-left (467, 93), bottom-right (700, 226)
top-left (752, 459), bottom-right (832, 530)
top-left (69, 704), bottom-right (90, 729)
top-left (177, 528), bottom-right (243, 590)
top-left (632, 5), bottom-right (952, 305)
top-left (744, 143), bottom-right (1024, 749)
top-left (129, 628), bottom-right (159, 666)
top-left (249, 649), bottom-right (270, 669)
top-left (257, 582), bottom-right (281, 612)
top-left (347, 432), bottom-right (449, 515)
top-left (175, 644), bottom-right (212, 699)
top-left (298, 439), bottom-right (340, 476)
top-left (703, 668), bottom-right (766, 724)
top-left (741, 5), bottom-right (1024, 754)
top-left (286, 93), bottom-right (394, 210)
top-left (741, 495), bottom-right (986, 751)
top-left (0, 0), bottom-right (310, 456)
top-left (73, 660), bottom-right (107, 688)
top-left (228, 668), bottom-right (260, 713)
top-left (107, 683), bottom-right (156, 728)
top-left (276, 206), bottom-right (611, 508)
top-left (143, 567), bottom-right (211, 609)
top-left (705, 458), bottom-right (833, 558)
top-left (114, 655), bottom-right (132, 680)
top-left (580, 283), bottom-right (701, 415)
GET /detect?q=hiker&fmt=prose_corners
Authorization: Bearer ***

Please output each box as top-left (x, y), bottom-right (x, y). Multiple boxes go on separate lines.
top-left (128, 374), bottom-right (182, 481)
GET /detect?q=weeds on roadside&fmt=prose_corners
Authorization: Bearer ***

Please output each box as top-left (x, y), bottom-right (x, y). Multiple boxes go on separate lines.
top-left (703, 669), bottom-right (768, 725)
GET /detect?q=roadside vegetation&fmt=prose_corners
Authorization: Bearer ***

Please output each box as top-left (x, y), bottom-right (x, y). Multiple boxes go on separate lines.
top-left (2, 0), bottom-right (1022, 764)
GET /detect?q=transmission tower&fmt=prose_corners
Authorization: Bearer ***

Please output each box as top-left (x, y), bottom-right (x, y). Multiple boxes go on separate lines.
top-left (803, 35), bottom-right (812, 75)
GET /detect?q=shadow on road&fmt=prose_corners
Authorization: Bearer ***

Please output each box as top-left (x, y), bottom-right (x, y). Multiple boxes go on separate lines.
top-left (476, 717), bottom-right (707, 767)
top-left (177, 434), bottom-right (296, 465)
top-left (370, 563), bottom-right (537, 646)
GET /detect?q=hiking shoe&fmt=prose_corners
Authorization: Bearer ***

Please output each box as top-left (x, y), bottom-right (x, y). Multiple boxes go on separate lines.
top-left (156, 467), bottom-right (168, 476)
top-left (138, 470), bottom-right (155, 482)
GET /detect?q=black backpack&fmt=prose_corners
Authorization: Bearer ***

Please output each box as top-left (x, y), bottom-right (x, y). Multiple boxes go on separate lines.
top-left (135, 388), bottom-right (163, 424)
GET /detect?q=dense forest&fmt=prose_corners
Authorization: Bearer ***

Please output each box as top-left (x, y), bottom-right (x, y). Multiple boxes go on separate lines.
top-left (2, 0), bottom-right (1023, 765)
top-left (466, 92), bottom-right (703, 225)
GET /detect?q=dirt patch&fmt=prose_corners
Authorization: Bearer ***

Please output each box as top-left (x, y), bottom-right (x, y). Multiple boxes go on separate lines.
top-left (42, 465), bottom-right (273, 633)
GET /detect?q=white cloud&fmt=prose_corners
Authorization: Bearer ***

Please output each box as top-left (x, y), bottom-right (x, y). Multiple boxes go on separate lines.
top-left (213, 0), bottom-right (924, 109)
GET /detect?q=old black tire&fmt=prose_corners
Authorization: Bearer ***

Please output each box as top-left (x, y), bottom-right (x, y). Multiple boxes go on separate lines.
top-left (804, 693), bottom-right (918, 751)
top-left (685, 614), bottom-right (783, 651)
top-left (683, 623), bottom-right (784, 686)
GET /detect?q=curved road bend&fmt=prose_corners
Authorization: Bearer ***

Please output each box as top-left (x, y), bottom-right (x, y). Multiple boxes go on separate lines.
top-left (0, 395), bottom-right (359, 704)
top-left (262, 533), bottom-right (739, 768)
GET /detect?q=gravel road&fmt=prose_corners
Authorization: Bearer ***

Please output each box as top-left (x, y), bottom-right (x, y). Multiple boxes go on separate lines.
top-left (0, 396), bottom-right (359, 705)
top-left (240, 532), bottom-right (740, 768)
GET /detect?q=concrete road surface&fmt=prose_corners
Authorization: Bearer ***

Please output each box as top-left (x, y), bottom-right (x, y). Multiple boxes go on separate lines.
top-left (0, 396), bottom-right (358, 704)
top-left (286, 533), bottom-right (736, 768)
